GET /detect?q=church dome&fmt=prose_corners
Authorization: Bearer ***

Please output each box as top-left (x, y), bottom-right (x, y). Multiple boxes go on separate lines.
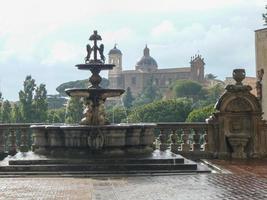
top-left (108, 44), bottom-right (122, 55)
top-left (136, 45), bottom-right (158, 72)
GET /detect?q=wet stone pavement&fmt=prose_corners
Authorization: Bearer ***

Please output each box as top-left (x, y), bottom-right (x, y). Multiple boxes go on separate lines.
top-left (0, 174), bottom-right (266, 200)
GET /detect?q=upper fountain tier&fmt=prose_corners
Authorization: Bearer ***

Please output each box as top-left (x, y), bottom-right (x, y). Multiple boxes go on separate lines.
top-left (65, 30), bottom-right (125, 125)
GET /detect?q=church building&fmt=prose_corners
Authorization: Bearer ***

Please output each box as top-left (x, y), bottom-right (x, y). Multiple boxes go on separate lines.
top-left (108, 45), bottom-right (205, 96)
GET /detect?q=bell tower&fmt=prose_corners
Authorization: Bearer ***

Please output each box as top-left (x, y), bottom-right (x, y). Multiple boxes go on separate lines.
top-left (108, 44), bottom-right (123, 88)
top-left (190, 54), bottom-right (205, 82)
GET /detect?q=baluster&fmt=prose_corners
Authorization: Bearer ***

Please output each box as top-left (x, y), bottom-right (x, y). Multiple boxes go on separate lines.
top-left (8, 128), bottom-right (17, 155)
top-left (203, 130), bottom-right (209, 152)
top-left (159, 129), bottom-right (168, 151)
top-left (192, 128), bottom-right (201, 151)
top-left (181, 128), bottom-right (190, 152)
top-left (0, 128), bottom-right (5, 156)
top-left (20, 128), bottom-right (28, 152)
top-left (170, 129), bottom-right (179, 153)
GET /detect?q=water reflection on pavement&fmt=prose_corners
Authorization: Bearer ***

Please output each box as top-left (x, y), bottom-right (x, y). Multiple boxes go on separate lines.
top-left (0, 174), bottom-right (266, 200)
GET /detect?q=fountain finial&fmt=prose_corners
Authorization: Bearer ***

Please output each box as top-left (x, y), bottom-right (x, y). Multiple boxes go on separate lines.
top-left (85, 30), bottom-right (105, 63)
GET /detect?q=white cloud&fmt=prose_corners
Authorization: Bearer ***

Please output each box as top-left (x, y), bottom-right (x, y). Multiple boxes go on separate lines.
top-left (102, 28), bottom-right (136, 45)
top-left (41, 41), bottom-right (82, 65)
top-left (151, 20), bottom-right (177, 38)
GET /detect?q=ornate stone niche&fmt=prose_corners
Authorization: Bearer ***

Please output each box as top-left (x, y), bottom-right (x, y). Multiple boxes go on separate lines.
top-left (208, 69), bottom-right (264, 159)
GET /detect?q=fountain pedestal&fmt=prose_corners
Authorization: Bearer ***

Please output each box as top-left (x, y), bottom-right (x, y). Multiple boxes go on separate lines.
top-left (32, 124), bottom-right (155, 157)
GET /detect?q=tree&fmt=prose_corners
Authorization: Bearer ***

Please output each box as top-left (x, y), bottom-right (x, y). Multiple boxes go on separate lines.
top-left (47, 108), bottom-right (66, 123)
top-left (19, 75), bottom-right (36, 122)
top-left (106, 105), bottom-right (128, 123)
top-left (133, 76), bottom-right (162, 106)
top-left (12, 103), bottom-right (23, 123)
top-left (122, 87), bottom-right (134, 108)
top-left (171, 80), bottom-right (205, 102)
top-left (33, 84), bottom-right (48, 122)
top-left (128, 98), bottom-right (192, 123)
top-left (186, 104), bottom-right (215, 122)
top-left (65, 97), bottom-right (83, 123)
top-left (1, 100), bottom-right (12, 123)
top-left (206, 83), bottom-right (224, 104)
top-left (205, 73), bottom-right (217, 80)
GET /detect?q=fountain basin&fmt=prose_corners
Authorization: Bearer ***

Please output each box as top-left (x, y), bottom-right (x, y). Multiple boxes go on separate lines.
top-left (65, 88), bottom-right (125, 99)
top-left (76, 63), bottom-right (115, 70)
top-left (31, 123), bottom-right (156, 157)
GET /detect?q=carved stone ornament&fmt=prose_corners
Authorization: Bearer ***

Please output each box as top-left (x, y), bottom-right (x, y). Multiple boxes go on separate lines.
top-left (225, 98), bottom-right (252, 112)
top-left (88, 129), bottom-right (104, 150)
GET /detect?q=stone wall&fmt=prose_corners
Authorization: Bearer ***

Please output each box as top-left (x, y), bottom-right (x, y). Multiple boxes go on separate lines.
top-left (255, 28), bottom-right (267, 120)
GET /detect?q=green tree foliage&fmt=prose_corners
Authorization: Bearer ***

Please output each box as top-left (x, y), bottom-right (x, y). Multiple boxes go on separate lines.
top-left (19, 75), bottom-right (36, 122)
top-left (106, 106), bottom-right (128, 123)
top-left (133, 77), bottom-right (162, 106)
top-left (47, 95), bottom-right (67, 109)
top-left (47, 108), bottom-right (66, 123)
top-left (12, 103), bottom-right (23, 123)
top-left (122, 87), bottom-right (134, 109)
top-left (128, 98), bottom-right (192, 123)
top-left (206, 83), bottom-right (224, 103)
top-left (1, 100), bottom-right (12, 123)
top-left (33, 84), bottom-right (48, 122)
top-left (171, 80), bottom-right (205, 102)
top-left (65, 97), bottom-right (83, 123)
top-left (186, 104), bottom-right (215, 122)
top-left (205, 73), bottom-right (217, 80)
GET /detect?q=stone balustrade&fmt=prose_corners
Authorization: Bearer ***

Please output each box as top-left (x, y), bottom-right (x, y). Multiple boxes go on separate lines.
top-left (0, 123), bottom-right (45, 157)
top-left (154, 122), bottom-right (215, 159)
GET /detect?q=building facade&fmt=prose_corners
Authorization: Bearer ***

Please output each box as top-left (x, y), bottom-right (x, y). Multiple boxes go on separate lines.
top-left (255, 28), bottom-right (267, 120)
top-left (108, 45), bottom-right (205, 96)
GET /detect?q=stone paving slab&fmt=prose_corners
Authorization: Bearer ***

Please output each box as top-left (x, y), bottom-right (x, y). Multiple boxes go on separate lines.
top-left (0, 174), bottom-right (266, 200)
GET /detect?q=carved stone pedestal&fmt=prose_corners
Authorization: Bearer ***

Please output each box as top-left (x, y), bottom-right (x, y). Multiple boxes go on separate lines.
top-left (227, 134), bottom-right (249, 159)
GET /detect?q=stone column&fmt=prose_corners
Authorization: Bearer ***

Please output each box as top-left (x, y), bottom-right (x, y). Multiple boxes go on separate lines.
top-left (32, 126), bottom-right (47, 154)
top-left (0, 128), bottom-right (6, 156)
top-left (181, 129), bottom-right (190, 152)
top-left (192, 128), bottom-right (201, 151)
top-left (170, 129), bottom-right (179, 153)
top-left (8, 129), bottom-right (17, 155)
top-left (159, 129), bottom-right (168, 151)
top-left (19, 128), bottom-right (29, 152)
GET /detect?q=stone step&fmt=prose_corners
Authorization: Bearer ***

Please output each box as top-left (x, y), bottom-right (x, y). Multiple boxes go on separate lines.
top-left (9, 157), bottom-right (185, 166)
top-left (0, 162), bottom-right (198, 172)
top-left (0, 169), bottom-right (210, 177)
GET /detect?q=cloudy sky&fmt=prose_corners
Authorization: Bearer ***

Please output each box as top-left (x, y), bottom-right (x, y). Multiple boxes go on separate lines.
top-left (0, 0), bottom-right (266, 100)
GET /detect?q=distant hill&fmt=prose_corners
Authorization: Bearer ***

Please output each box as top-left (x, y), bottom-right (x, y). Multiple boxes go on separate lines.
top-left (56, 78), bottom-right (109, 96)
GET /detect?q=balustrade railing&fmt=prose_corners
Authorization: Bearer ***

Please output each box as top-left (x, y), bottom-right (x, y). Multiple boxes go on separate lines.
top-left (0, 122), bottom-right (216, 159)
top-left (154, 122), bottom-right (213, 159)
top-left (0, 123), bottom-right (44, 157)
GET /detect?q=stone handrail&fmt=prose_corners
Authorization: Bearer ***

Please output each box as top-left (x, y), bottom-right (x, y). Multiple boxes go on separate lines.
top-left (0, 122), bottom-right (217, 159)
top-left (0, 123), bottom-right (45, 156)
top-left (154, 122), bottom-right (215, 159)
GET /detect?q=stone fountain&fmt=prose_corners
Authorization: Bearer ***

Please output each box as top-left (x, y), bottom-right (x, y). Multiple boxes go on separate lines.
top-left (1, 31), bottom-right (211, 175)
top-left (31, 31), bottom-right (155, 157)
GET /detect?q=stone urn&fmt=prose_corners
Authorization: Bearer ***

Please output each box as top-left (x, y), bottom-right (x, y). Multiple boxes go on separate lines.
top-left (227, 134), bottom-right (250, 159)
top-left (233, 68), bottom-right (245, 85)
